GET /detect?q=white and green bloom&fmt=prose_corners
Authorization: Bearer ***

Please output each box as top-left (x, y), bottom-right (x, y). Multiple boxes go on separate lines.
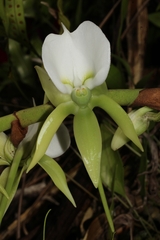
top-left (30, 21), bottom-right (143, 188)
top-left (42, 21), bottom-right (110, 95)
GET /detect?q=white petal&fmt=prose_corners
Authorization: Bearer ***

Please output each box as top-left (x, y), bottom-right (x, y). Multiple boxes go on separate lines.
top-left (71, 21), bottom-right (111, 89)
top-left (21, 123), bottom-right (39, 146)
top-left (42, 21), bottom-right (110, 94)
top-left (45, 124), bottom-right (70, 158)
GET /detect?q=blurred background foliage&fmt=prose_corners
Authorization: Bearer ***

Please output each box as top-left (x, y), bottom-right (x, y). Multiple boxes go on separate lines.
top-left (0, 0), bottom-right (160, 110)
top-left (0, 1), bottom-right (160, 239)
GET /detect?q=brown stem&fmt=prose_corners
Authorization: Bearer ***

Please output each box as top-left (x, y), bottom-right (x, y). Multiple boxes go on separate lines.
top-left (131, 88), bottom-right (160, 110)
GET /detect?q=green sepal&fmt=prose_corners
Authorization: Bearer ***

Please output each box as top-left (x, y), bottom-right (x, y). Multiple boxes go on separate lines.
top-left (39, 155), bottom-right (76, 207)
top-left (35, 66), bottom-right (71, 107)
top-left (91, 95), bottom-right (143, 152)
top-left (0, 166), bottom-right (25, 223)
top-left (100, 123), bottom-right (125, 197)
top-left (0, 185), bottom-right (9, 199)
top-left (27, 101), bottom-right (77, 172)
top-left (73, 107), bottom-right (102, 188)
top-left (0, 160), bottom-right (10, 166)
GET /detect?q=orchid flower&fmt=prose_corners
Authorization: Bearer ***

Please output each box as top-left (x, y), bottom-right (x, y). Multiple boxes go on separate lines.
top-left (0, 123), bottom-right (74, 218)
top-left (29, 21), bottom-right (143, 188)
top-left (42, 21), bottom-right (110, 94)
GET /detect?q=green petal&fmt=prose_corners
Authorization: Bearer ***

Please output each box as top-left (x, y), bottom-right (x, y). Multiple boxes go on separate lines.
top-left (91, 95), bottom-right (143, 152)
top-left (74, 107), bottom-right (102, 188)
top-left (39, 155), bottom-right (76, 207)
top-left (27, 102), bottom-right (77, 172)
top-left (35, 66), bottom-right (71, 107)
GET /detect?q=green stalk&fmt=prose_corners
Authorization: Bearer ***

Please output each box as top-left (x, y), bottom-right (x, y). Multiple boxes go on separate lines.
top-left (0, 104), bottom-right (54, 132)
top-left (107, 89), bottom-right (141, 106)
top-left (98, 178), bottom-right (115, 234)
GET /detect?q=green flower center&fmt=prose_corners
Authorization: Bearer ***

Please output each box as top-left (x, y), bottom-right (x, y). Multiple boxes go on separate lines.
top-left (71, 86), bottom-right (92, 107)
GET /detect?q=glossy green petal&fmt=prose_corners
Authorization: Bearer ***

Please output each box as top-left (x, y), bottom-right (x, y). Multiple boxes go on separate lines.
top-left (91, 95), bottom-right (143, 152)
top-left (35, 66), bottom-right (71, 107)
top-left (39, 155), bottom-right (76, 207)
top-left (27, 101), bottom-right (77, 172)
top-left (74, 107), bottom-right (102, 188)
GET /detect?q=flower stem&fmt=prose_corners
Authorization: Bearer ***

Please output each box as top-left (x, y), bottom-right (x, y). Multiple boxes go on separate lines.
top-left (98, 178), bottom-right (115, 234)
top-left (0, 104), bottom-right (54, 132)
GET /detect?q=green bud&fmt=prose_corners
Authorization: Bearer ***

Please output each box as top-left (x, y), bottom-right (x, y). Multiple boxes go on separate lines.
top-left (111, 107), bottom-right (153, 150)
top-left (71, 86), bottom-right (91, 107)
top-left (4, 137), bottom-right (16, 163)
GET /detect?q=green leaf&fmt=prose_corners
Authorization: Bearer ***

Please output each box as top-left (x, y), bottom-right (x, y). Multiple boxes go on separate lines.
top-left (111, 54), bottom-right (132, 77)
top-left (39, 155), bottom-right (76, 207)
top-left (100, 124), bottom-right (125, 197)
top-left (9, 39), bottom-right (36, 88)
top-left (27, 102), bottom-right (77, 172)
top-left (73, 107), bottom-right (102, 188)
top-left (107, 64), bottom-right (125, 89)
top-left (148, 12), bottom-right (160, 28)
top-left (4, 0), bottom-right (28, 42)
top-left (0, 0), bottom-right (9, 35)
top-left (57, 0), bottom-right (70, 30)
top-left (91, 95), bottom-right (143, 152)
top-left (116, 0), bottom-right (129, 53)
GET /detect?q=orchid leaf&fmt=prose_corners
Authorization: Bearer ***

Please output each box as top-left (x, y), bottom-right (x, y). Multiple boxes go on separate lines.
top-left (91, 95), bottom-right (143, 152)
top-left (27, 101), bottom-right (77, 172)
top-left (57, 0), bottom-right (70, 30)
top-left (73, 107), bottom-right (102, 188)
top-left (148, 12), bottom-right (160, 28)
top-left (39, 155), bottom-right (76, 207)
top-left (5, 0), bottom-right (28, 42)
top-left (100, 124), bottom-right (125, 197)
top-left (0, 0), bottom-right (8, 34)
